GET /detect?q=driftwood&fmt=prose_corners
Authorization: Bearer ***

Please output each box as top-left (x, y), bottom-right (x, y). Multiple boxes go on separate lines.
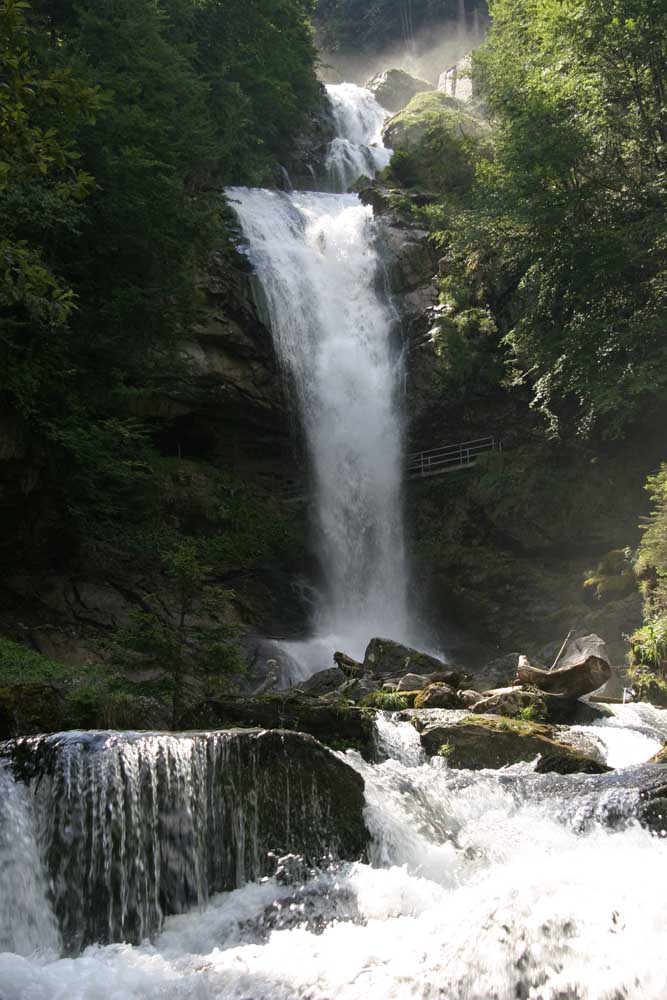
top-left (516, 635), bottom-right (612, 700)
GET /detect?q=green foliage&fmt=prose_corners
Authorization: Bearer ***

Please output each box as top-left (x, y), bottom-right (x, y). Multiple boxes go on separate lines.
top-left (1, 0), bottom-right (320, 568)
top-left (448, 0), bottom-right (667, 437)
top-left (517, 703), bottom-right (544, 723)
top-left (631, 466), bottom-right (667, 702)
top-left (437, 741), bottom-right (455, 758)
top-left (0, 635), bottom-right (93, 687)
top-left (361, 690), bottom-right (409, 710)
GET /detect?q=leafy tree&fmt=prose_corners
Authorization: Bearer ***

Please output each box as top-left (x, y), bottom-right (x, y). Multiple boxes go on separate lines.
top-left (449, 0), bottom-right (667, 438)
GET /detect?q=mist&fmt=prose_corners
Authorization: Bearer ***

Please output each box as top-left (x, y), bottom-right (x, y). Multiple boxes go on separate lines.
top-left (317, 14), bottom-right (487, 89)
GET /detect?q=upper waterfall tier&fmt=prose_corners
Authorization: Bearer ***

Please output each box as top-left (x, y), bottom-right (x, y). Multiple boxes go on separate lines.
top-left (324, 83), bottom-right (392, 192)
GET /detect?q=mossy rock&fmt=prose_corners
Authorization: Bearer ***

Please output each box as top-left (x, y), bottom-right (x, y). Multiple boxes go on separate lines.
top-left (0, 684), bottom-right (66, 740)
top-left (178, 693), bottom-right (376, 758)
top-left (650, 744), bottom-right (667, 764)
top-left (420, 713), bottom-right (610, 773)
top-left (383, 91), bottom-right (490, 192)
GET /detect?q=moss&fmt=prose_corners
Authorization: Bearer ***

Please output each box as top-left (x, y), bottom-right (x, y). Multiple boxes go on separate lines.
top-left (360, 691), bottom-right (409, 711)
top-left (463, 713), bottom-right (555, 739)
top-left (384, 92), bottom-right (491, 192)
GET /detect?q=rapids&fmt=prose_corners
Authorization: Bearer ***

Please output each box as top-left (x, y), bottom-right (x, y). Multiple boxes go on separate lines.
top-left (1, 709), bottom-right (667, 999)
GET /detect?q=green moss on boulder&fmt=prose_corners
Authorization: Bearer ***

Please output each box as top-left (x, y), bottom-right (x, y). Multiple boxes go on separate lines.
top-left (383, 92), bottom-right (490, 191)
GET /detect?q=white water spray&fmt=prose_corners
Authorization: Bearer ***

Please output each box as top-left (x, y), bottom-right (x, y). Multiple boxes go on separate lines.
top-left (325, 84), bottom-right (392, 192)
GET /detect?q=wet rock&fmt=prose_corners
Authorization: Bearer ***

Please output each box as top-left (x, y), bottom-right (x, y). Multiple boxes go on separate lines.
top-left (296, 667), bottom-right (346, 697)
top-left (414, 683), bottom-right (459, 709)
top-left (363, 637), bottom-right (454, 678)
top-left (366, 68), bottom-right (434, 113)
top-left (2, 729), bottom-right (369, 951)
top-left (650, 744), bottom-right (667, 764)
top-left (458, 689), bottom-right (482, 709)
top-left (339, 676), bottom-right (379, 704)
top-left (178, 693), bottom-right (376, 757)
top-left (419, 714), bottom-right (609, 773)
top-left (334, 651), bottom-right (365, 676)
top-left (541, 694), bottom-right (612, 726)
top-left (470, 687), bottom-right (547, 720)
top-left (517, 635), bottom-right (612, 699)
top-left (396, 673), bottom-right (428, 691)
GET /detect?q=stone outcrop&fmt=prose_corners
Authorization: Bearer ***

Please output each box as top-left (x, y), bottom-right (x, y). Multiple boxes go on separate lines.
top-left (366, 68), bottom-right (434, 113)
top-left (363, 637), bottom-right (459, 679)
top-left (417, 714), bottom-right (610, 773)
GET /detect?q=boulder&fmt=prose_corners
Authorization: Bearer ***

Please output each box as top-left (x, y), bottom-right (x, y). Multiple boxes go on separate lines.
top-left (396, 672), bottom-right (429, 691)
top-left (334, 651), bottom-right (365, 676)
top-left (2, 729), bottom-right (368, 951)
top-left (363, 637), bottom-right (455, 678)
top-left (469, 652), bottom-right (521, 692)
top-left (458, 689), bottom-right (482, 709)
top-left (297, 667), bottom-right (346, 697)
top-left (339, 676), bottom-right (380, 704)
top-left (470, 686), bottom-right (547, 720)
top-left (650, 744), bottom-right (667, 764)
top-left (419, 714), bottom-right (610, 774)
top-left (516, 634), bottom-right (612, 699)
top-left (366, 68), bottom-right (434, 113)
top-left (414, 683), bottom-right (459, 709)
top-left (382, 91), bottom-right (490, 192)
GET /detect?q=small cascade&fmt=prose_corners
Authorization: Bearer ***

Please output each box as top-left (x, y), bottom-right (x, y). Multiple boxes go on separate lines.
top-left (324, 84), bottom-right (392, 192)
top-left (0, 729), bottom-right (366, 954)
top-left (0, 764), bottom-right (59, 957)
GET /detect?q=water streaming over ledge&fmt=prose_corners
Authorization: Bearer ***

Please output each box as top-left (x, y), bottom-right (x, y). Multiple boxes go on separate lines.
top-left (1, 710), bottom-right (667, 998)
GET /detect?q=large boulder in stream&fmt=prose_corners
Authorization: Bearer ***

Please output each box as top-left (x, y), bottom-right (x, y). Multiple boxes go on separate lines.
top-left (1, 729), bottom-right (369, 953)
top-left (418, 714), bottom-right (610, 774)
top-left (366, 68), bottom-right (434, 113)
top-left (363, 637), bottom-right (464, 684)
top-left (516, 634), bottom-right (612, 699)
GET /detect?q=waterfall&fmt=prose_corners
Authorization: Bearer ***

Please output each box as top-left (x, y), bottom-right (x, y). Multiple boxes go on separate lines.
top-left (2, 711), bottom-right (667, 998)
top-left (325, 84), bottom-right (392, 193)
top-left (228, 85), bottom-right (409, 668)
top-left (0, 729), bottom-right (366, 954)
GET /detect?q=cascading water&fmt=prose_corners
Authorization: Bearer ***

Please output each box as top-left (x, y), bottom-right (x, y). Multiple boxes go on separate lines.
top-left (228, 85), bottom-right (409, 670)
top-left (325, 84), bottom-right (392, 192)
top-left (2, 708), bottom-right (667, 998)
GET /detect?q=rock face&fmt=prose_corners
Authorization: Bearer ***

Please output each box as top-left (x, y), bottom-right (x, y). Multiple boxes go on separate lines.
top-left (418, 714), bottom-right (610, 773)
top-left (366, 68), bottom-right (434, 112)
top-left (517, 635), bottom-right (612, 699)
top-left (2, 729), bottom-right (369, 952)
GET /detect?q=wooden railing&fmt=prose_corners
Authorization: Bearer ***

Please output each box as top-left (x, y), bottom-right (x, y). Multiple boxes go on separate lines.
top-left (407, 436), bottom-right (499, 479)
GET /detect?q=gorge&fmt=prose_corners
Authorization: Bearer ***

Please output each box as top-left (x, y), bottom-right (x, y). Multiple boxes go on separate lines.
top-left (2, 1), bottom-right (667, 997)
